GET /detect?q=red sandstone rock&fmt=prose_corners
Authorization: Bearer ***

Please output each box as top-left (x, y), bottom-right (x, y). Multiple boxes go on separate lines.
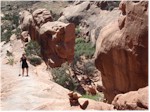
top-left (94, 1), bottom-right (148, 103)
top-left (39, 21), bottom-right (75, 68)
top-left (19, 9), bottom-right (75, 68)
top-left (32, 8), bottom-right (53, 27)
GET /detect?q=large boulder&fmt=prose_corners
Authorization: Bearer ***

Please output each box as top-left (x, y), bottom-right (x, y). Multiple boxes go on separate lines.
top-left (19, 10), bottom-right (38, 41)
top-left (32, 8), bottom-right (53, 27)
top-left (19, 9), bottom-right (75, 68)
top-left (94, 1), bottom-right (148, 103)
top-left (21, 31), bottom-right (31, 42)
top-left (112, 86), bottom-right (148, 110)
top-left (19, 10), bottom-right (34, 31)
top-left (39, 21), bottom-right (75, 68)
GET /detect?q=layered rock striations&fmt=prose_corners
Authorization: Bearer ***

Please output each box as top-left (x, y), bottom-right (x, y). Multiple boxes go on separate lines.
top-left (19, 8), bottom-right (75, 68)
top-left (94, 1), bottom-right (148, 103)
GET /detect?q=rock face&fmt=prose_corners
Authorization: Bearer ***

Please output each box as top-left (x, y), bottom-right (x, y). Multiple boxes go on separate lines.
top-left (58, 1), bottom-right (121, 46)
top-left (19, 8), bottom-right (75, 68)
top-left (32, 8), bottom-right (53, 27)
top-left (39, 21), bottom-right (75, 67)
top-left (94, 1), bottom-right (148, 103)
top-left (21, 31), bottom-right (31, 42)
top-left (19, 10), bottom-right (34, 31)
top-left (112, 86), bottom-right (148, 110)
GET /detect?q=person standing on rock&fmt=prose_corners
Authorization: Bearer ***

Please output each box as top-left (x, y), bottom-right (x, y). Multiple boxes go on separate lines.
top-left (20, 53), bottom-right (29, 77)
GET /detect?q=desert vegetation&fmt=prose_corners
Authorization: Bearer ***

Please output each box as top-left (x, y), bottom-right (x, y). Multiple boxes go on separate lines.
top-left (25, 40), bottom-right (42, 66)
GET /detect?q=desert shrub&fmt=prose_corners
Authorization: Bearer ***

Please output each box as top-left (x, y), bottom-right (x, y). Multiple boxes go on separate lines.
top-left (12, 14), bottom-right (19, 26)
top-left (1, 29), bottom-right (12, 42)
top-left (6, 50), bottom-right (13, 57)
top-left (1, 22), bottom-right (13, 33)
top-left (75, 37), bottom-right (95, 59)
top-left (2, 13), bottom-right (19, 26)
top-left (25, 40), bottom-right (41, 56)
top-left (25, 40), bottom-right (42, 66)
top-left (7, 57), bottom-right (15, 66)
top-left (14, 28), bottom-right (21, 37)
top-left (1, 28), bottom-right (21, 42)
top-left (113, 1), bottom-right (120, 7)
top-left (108, 6), bottom-right (115, 11)
top-left (28, 56), bottom-right (42, 66)
top-left (83, 61), bottom-right (96, 76)
top-left (75, 26), bottom-right (81, 37)
top-left (1, 12), bottom-right (20, 42)
top-left (81, 93), bottom-right (104, 101)
top-left (51, 63), bottom-right (78, 91)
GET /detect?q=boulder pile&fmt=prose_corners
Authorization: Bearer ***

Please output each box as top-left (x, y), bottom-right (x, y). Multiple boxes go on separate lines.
top-left (19, 8), bottom-right (75, 68)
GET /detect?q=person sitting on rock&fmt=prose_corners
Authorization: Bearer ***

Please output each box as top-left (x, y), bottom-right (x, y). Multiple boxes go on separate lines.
top-left (20, 53), bottom-right (29, 77)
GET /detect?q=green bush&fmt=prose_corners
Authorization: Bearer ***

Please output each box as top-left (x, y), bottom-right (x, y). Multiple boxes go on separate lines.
top-left (51, 63), bottom-right (78, 91)
top-left (1, 29), bottom-right (12, 42)
top-left (75, 38), bottom-right (95, 59)
top-left (81, 93), bottom-right (104, 101)
top-left (75, 26), bottom-right (81, 37)
top-left (108, 6), bottom-right (115, 11)
top-left (25, 40), bottom-right (41, 56)
top-left (14, 28), bottom-right (21, 37)
top-left (2, 13), bottom-right (19, 26)
top-left (1, 12), bottom-right (20, 42)
top-left (1, 24), bottom-right (11, 33)
top-left (28, 56), bottom-right (42, 66)
top-left (6, 50), bottom-right (13, 57)
top-left (7, 57), bottom-right (15, 66)
top-left (83, 61), bottom-right (96, 76)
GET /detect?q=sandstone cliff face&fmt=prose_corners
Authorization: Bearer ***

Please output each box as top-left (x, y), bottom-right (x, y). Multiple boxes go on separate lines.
top-left (19, 9), bottom-right (75, 68)
top-left (39, 21), bottom-right (75, 67)
top-left (94, 1), bottom-right (148, 103)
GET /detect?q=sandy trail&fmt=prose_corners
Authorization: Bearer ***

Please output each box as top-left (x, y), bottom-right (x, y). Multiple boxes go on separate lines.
top-left (1, 61), bottom-right (70, 110)
top-left (0, 40), bottom-right (69, 110)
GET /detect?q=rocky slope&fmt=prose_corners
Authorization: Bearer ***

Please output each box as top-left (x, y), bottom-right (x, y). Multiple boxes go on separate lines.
top-left (1, 1), bottom-right (148, 110)
top-left (0, 35), bottom-right (114, 110)
top-left (94, 1), bottom-right (148, 103)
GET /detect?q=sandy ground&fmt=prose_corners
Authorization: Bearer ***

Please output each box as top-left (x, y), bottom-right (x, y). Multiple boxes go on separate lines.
top-left (0, 39), bottom-right (70, 110)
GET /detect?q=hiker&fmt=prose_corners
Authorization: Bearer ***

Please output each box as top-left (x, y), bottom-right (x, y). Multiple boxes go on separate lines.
top-left (20, 53), bottom-right (29, 77)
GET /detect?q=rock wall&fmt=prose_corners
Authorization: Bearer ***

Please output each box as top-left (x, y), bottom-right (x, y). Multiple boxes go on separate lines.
top-left (19, 9), bottom-right (75, 68)
top-left (94, 1), bottom-right (148, 103)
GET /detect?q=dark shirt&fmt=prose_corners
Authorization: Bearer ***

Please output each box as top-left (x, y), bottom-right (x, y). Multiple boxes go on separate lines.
top-left (21, 57), bottom-right (28, 68)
